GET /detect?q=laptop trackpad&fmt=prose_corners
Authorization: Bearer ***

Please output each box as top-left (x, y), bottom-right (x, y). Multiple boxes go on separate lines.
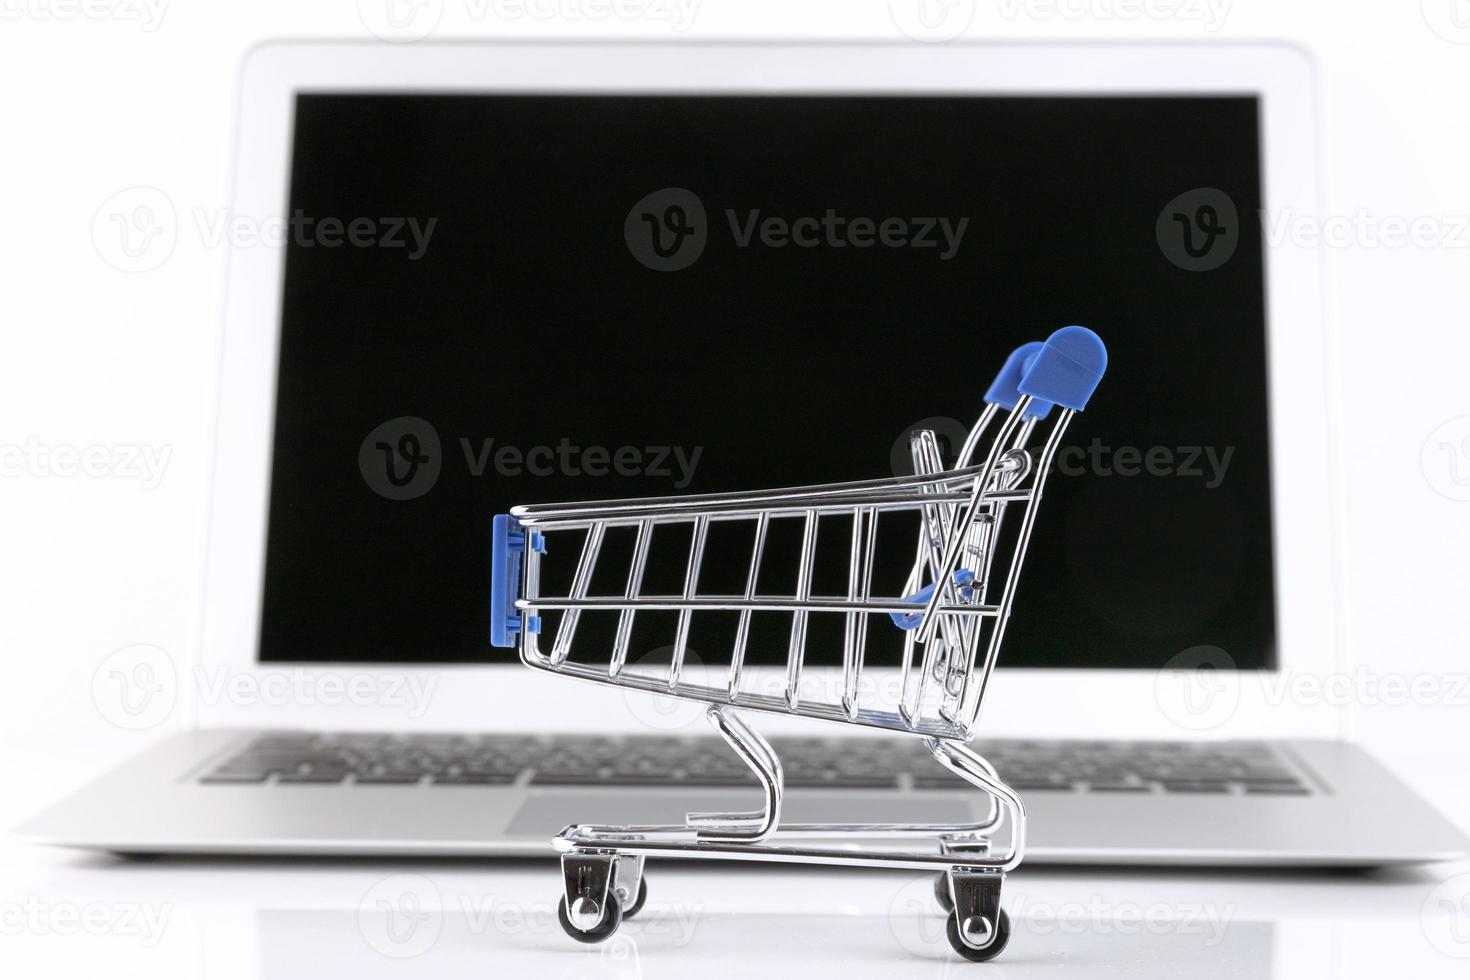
top-left (508, 791), bottom-right (973, 835)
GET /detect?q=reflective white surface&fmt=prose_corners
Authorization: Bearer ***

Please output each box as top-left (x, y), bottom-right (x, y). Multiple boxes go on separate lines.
top-left (5, 840), bottom-right (1470, 980)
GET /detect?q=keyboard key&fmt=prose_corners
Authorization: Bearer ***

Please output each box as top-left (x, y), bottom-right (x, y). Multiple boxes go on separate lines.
top-left (784, 773), bottom-right (900, 789)
top-left (354, 773), bottom-right (423, 785)
top-left (910, 774), bottom-right (970, 790)
top-left (200, 772), bottom-right (270, 784)
top-left (431, 773), bottom-right (516, 785)
top-left (276, 772), bottom-right (348, 784)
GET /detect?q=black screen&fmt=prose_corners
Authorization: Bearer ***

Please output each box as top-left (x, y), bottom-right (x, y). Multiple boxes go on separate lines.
top-left (260, 93), bottom-right (1275, 669)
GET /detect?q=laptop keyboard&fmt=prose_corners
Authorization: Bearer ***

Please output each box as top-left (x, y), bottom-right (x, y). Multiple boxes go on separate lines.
top-left (199, 732), bottom-right (1314, 796)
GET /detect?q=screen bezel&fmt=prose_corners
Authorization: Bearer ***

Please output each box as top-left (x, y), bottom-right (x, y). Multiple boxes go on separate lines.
top-left (197, 41), bottom-right (1340, 739)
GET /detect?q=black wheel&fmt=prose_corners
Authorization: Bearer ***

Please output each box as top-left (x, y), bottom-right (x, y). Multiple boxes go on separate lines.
top-left (620, 877), bottom-right (649, 919)
top-left (934, 873), bottom-right (954, 913)
top-left (946, 906), bottom-right (1010, 962)
top-left (557, 893), bottom-right (623, 944)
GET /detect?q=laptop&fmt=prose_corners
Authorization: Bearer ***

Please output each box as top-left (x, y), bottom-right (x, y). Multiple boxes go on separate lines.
top-left (20, 41), bottom-right (1467, 866)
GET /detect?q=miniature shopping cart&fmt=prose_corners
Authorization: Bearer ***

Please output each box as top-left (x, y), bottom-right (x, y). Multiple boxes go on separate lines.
top-left (490, 326), bottom-right (1107, 962)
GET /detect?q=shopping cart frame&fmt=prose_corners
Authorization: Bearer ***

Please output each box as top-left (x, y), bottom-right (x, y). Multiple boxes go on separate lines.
top-left (490, 326), bottom-right (1107, 961)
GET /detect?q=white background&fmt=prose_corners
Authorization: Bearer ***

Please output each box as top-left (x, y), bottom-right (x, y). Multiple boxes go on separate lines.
top-left (1, 0), bottom-right (1468, 843)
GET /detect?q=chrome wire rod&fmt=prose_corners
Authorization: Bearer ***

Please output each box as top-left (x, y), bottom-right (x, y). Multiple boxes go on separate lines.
top-left (550, 522), bottom-right (604, 666)
top-left (727, 512), bottom-right (769, 699)
top-left (668, 516), bottom-right (709, 688)
top-left (608, 519), bottom-right (652, 678)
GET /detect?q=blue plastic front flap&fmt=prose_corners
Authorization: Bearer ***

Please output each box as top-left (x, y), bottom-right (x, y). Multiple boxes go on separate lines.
top-left (490, 514), bottom-right (523, 648)
top-left (1016, 325), bottom-right (1108, 412)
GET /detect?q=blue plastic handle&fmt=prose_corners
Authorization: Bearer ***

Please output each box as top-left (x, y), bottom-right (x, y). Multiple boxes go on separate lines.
top-left (490, 514), bottom-right (543, 648)
top-left (983, 341), bottom-right (1045, 411)
top-left (890, 570), bottom-right (976, 630)
top-left (1017, 325), bottom-right (1108, 412)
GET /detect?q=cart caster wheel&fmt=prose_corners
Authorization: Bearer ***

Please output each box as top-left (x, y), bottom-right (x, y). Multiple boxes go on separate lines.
top-left (619, 877), bottom-right (648, 919)
top-left (934, 873), bottom-right (954, 913)
top-left (557, 893), bottom-right (623, 944)
top-left (946, 907), bottom-right (1010, 962)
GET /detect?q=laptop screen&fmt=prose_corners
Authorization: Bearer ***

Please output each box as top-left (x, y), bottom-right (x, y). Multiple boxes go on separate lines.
top-left (260, 93), bottom-right (1274, 670)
